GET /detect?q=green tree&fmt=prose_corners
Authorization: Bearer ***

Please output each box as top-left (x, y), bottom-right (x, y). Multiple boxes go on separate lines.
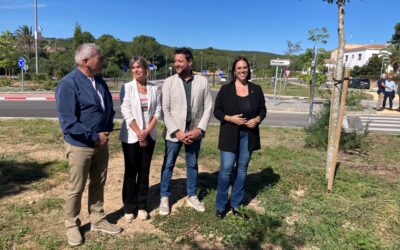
top-left (96, 34), bottom-right (128, 78)
top-left (351, 55), bottom-right (381, 77)
top-left (82, 31), bottom-right (95, 43)
top-left (73, 22), bottom-right (83, 50)
top-left (15, 25), bottom-right (33, 59)
top-left (0, 31), bottom-right (18, 76)
top-left (389, 22), bottom-right (400, 44)
top-left (130, 35), bottom-right (164, 66)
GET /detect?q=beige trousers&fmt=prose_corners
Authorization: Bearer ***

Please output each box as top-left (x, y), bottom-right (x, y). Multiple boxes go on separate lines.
top-left (64, 142), bottom-right (109, 229)
top-left (376, 92), bottom-right (384, 110)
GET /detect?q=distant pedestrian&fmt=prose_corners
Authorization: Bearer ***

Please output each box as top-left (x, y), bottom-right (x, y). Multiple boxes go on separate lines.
top-left (159, 47), bottom-right (213, 215)
top-left (375, 73), bottom-right (386, 111)
top-left (383, 74), bottom-right (396, 110)
top-left (119, 56), bottom-right (161, 222)
top-left (213, 57), bottom-right (266, 219)
top-left (56, 43), bottom-right (121, 246)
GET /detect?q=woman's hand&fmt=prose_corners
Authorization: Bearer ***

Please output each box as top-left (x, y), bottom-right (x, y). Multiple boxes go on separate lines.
top-left (245, 118), bottom-right (258, 128)
top-left (136, 129), bottom-right (149, 141)
top-left (229, 114), bottom-right (247, 125)
top-left (139, 138), bottom-right (148, 148)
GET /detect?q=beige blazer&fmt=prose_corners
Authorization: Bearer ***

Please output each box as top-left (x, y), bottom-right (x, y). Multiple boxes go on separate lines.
top-left (162, 74), bottom-right (212, 142)
top-left (119, 80), bottom-right (161, 143)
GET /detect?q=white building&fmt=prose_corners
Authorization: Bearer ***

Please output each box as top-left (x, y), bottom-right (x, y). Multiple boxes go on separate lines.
top-left (324, 44), bottom-right (390, 70)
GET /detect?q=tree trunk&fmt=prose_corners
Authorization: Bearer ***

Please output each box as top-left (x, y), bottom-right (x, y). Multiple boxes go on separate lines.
top-left (326, 0), bottom-right (345, 180)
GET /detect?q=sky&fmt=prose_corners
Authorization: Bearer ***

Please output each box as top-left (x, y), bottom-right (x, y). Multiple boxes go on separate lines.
top-left (0, 0), bottom-right (399, 55)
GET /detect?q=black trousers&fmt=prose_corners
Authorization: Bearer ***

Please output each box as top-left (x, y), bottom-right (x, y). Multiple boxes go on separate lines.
top-left (121, 138), bottom-right (155, 213)
top-left (383, 91), bottom-right (395, 109)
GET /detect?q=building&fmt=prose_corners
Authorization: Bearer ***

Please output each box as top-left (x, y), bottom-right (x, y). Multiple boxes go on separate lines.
top-left (325, 44), bottom-right (389, 70)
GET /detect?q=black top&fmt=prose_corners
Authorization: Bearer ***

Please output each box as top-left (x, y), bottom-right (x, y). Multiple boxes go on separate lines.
top-left (214, 82), bottom-right (267, 152)
top-left (377, 78), bottom-right (386, 94)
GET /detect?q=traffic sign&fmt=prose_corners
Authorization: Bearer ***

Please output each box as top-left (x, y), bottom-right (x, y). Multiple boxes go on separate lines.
top-left (201, 70), bottom-right (207, 76)
top-left (270, 59), bottom-right (290, 66)
top-left (284, 70), bottom-right (291, 78)
top-left (218, 70), bottom-right (223, 77)
top-left (18, 57), bottom-right (25, 69)
top-left (122, 65), bottom-right (128, 72)
top-left (148, 64), bottom-right (155, 71)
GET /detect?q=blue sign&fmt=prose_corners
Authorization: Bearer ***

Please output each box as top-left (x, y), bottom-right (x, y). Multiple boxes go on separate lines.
top-left (148, 64), bottom-right (155, 71)
top-left (201, 70), bottom-right (207, 76)
top-left (218, 70), bottom-right (223, 77)
top-left (122, 65), bottom-right (128, 72)
top-left (18, 57), bottom-right (25, 69)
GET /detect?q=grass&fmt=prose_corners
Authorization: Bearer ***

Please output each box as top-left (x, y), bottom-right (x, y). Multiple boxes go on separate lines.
top-left (0, 119), bottom-right (399, 249)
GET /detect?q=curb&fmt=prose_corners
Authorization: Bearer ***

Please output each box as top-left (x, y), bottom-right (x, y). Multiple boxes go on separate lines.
top-left (0, 97), bottom-right (56, 101)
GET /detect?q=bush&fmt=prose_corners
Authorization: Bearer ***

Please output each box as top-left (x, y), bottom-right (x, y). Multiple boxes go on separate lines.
top-left (0, 77), bottom-right (12, 87)
top-left (25, 73), bottom-right (50, 83)
top-left (304, 103), bottom-right (369, 151)
top-left (346, 91), bottom-right (364, 109)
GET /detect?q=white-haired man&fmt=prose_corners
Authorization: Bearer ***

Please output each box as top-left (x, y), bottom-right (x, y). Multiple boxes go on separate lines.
top-left (376, 73), bottom-right (387, 111)
top-left (56, 43), bottom-right (121, 246)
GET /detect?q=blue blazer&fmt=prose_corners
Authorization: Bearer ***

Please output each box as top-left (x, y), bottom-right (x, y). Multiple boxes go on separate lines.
top-left (56, 68), bottom-right (115, 147)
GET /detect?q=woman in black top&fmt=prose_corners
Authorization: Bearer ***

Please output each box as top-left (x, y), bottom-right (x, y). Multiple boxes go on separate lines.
top-left (213, 57), bottom-right (266, 218)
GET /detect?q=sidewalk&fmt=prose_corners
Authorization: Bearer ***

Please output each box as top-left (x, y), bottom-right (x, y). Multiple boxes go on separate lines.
top-left (0, 91), bottom-right (120, 101)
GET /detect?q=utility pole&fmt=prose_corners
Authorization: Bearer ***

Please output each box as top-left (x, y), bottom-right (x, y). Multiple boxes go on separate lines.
top-left (34, 0), bottom-right (39, 74)
top-left (200, 52), bottom-right (203, 72)
top-left (165, 54), bottom-right (168, 78)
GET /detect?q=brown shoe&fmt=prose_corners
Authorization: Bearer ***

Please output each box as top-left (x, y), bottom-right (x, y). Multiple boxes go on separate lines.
top-left (67, 227), bottom-right (83, 246)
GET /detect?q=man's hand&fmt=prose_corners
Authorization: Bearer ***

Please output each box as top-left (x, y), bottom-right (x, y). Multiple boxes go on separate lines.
top-left (187, 128), bottom-right (202, 140)
top-left (175, 130), bottom-right (193, 145)
top-left (96, 132), bottom-right (109, 145)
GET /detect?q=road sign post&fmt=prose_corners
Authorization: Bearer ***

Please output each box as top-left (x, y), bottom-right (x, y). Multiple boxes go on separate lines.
top-left (18, 57), bottom-right (25, 91)
top-left (270, 59), bottom-right (290, 107)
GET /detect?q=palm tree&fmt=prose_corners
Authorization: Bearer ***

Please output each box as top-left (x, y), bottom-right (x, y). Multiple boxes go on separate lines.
top-left (387, 44), bottom-right (400, 74)
top-left (15, 25), bottom-right (33, 59)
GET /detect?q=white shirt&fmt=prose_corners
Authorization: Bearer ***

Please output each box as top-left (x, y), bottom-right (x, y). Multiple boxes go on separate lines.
top-left (89, 77), bottom-right (105, 110)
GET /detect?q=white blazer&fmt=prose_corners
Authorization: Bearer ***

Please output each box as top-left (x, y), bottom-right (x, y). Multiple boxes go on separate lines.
top-left (119, 80), bottom-right (161, 143)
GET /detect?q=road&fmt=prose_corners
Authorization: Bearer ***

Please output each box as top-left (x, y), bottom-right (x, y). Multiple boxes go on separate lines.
top-left (0, 100), bottom-right (308, 128)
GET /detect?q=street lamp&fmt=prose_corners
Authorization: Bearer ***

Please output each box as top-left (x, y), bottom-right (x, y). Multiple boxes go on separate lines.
top-left (34, 0), bottom-right (39, 74)
top-left (200, 52), bottom-right (203, 73)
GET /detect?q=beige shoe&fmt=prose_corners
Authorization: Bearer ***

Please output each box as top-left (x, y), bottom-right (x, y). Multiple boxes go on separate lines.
top-left (91, 220), bottom-right (122, 234)
top-left (137, 210), bottom-right (148, 220)
top-left (159, 197), bottom-right (170, 215)
top-left (187, 196), bottom-right (205, 212)
top-left (124, 213), bottom-right (134, 223)
top-left (67, 227), bottom-right (82, 246)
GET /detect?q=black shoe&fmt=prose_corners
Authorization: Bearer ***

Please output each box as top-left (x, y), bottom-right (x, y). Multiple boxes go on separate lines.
top-left (216, 210), bottom-right (226, 219)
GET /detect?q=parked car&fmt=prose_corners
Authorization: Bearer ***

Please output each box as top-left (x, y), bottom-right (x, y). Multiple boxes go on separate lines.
top-left (349, 78), bottom-right (370, 89)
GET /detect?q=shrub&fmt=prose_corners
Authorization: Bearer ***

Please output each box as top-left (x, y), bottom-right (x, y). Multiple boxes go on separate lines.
top-left (0, 77), bottom-right (12, 87)
top-left (304, 103), bottom-right (369, 151)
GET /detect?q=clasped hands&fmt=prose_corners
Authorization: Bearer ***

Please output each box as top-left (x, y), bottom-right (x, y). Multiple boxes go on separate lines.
top-left (175, 128), bottom-right (202, 145)
top-left (136, 129), bottom-right (150, 147)
top-left (227, 114), bottom-right (259, 129)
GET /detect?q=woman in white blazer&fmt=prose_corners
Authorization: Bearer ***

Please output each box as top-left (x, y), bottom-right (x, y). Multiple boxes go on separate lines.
top-left (119, 56), bottom-right (161, 222)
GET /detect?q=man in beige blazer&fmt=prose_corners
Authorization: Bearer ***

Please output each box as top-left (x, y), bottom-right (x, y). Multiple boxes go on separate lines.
top-left (159, 47), bottom-right (212, 215)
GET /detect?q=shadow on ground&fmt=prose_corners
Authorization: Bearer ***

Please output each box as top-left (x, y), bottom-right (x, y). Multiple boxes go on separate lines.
top-left (0, 158), bottom-right (56, 199)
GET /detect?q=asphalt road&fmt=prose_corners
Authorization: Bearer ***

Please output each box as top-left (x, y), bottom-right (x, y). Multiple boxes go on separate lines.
top-left (0, 100), bottom-right (308, 128)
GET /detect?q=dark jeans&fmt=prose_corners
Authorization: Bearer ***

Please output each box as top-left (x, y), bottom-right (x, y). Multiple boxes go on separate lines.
top-left (121, 138), bottom-right (155, 213)
top-left (383, 91), bottom-right (395, 109)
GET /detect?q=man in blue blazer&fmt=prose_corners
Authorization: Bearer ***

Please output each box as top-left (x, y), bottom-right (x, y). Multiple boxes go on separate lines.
top-left (56, 43), bottom-right (121, 246)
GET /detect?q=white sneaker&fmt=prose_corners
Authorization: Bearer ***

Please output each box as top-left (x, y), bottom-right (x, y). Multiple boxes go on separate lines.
top-left (187, 196), bottom-right (205, 212)
top-left (124, 213), bottom-right (134, 223)
top-left (137, 210), bottom-right (148, 220)
top-left (159, 197), bottom-right (170, 215)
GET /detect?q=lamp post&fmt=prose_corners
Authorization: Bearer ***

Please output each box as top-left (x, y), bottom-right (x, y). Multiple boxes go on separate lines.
top-left (34, 0), bottom-right (39, 74)
top-left (200, 52), bottom-right (203, 73)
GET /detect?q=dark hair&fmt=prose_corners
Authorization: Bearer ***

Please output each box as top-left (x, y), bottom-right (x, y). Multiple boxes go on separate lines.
top-left (230, 56), bottom-right (251, 83)
top-left (129, 55), bottom-right (149, 71)
top-left (175, 47), bottom-right (193, 61)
